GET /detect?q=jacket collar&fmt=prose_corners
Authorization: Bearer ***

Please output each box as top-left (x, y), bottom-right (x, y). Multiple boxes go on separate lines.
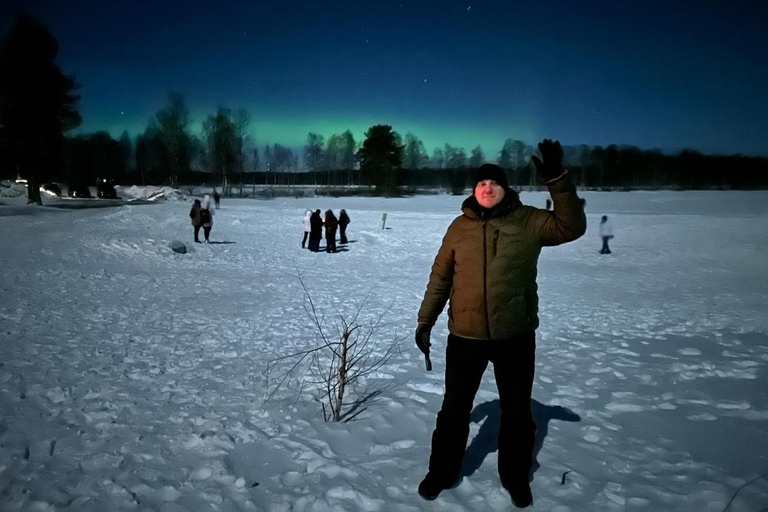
top-left (461, 189), bottom-right (521, 220)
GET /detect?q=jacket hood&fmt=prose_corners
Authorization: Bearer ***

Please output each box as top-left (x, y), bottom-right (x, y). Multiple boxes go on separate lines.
top-left (461, 189), bottom-right (521, 220)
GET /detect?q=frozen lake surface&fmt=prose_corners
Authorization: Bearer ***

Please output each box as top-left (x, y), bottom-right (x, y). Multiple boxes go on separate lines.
top-left (1, 189), bottom-right (767, 511)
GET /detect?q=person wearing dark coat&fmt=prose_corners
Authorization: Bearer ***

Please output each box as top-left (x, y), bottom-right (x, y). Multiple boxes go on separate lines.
top-left (338, 209), bottom-right (350, 244)
top-left (200, 195), bottom-right (215, 242)
top-left (309, 209), bottom-right (323, 252)
top-left (189, 199), bottom-right (203, 243)
top-left (213, 188), bottom-right (221, 209)
top-left (415, 140), bottom-right (586, 508)
top-left (324, 209), bottom-right (339, 253)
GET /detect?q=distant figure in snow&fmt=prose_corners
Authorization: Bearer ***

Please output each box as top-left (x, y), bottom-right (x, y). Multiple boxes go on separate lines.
top-left (213, 188), bottom-right (221, 209)
top-left (189, 199), bottom-right (203, 243)
top-left (545, 198), bottom-right (552, 210)
top-left (324, 209), bottom-right (339, 253)
top-left (309, 209), bottom-right (323, 252)
top-left (338, 209), bottom-right (350, 244)
top-left (200, 195), bottom-right (215, 242)
top-left (599, 215), bottom-right (613, 254)
top-left (301, 209), bottom-right (312, 249)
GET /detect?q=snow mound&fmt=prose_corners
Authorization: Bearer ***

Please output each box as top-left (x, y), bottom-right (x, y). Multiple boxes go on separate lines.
top-left (0, 180), bottom-right (27, 198)
top-left (117, 185), bottom-right (186, 202)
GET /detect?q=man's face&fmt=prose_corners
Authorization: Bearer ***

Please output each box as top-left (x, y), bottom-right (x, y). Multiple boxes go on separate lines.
top-left (474, 180), bottom-right (506, 208)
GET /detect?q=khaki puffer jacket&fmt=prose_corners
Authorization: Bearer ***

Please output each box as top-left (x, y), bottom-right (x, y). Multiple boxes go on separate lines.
top-left (417, 177), bottom-right (586, 340)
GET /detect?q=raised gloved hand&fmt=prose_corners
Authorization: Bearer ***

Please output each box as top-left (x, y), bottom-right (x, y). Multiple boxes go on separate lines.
top-left (415, 323), bottom-right (433, 371)
top-left (531, 139), bottom-right (564, 182)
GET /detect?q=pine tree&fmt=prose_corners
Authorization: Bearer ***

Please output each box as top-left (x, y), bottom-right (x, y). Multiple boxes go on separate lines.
top-left (0, 10), bottom-right (81, 204)
top-left (358, 125), bottom-right (402, 196)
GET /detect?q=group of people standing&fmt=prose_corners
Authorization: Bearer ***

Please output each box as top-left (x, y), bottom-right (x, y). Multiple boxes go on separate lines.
top-left (189, 194), bottom-right (215, 243)
top-left (302, 208), bottom-right (350, 253)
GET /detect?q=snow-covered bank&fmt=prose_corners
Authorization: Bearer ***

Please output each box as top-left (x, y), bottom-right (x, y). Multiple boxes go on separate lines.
top-left (1, 191), bottom-right (767, 511)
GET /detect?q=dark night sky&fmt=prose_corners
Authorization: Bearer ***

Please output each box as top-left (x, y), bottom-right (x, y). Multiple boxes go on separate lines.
top-left (2, 0), bottom-right (767, 156)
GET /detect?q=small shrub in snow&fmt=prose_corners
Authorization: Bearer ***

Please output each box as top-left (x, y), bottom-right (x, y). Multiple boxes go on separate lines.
top-left (265, 273), bottom-right (401, 422)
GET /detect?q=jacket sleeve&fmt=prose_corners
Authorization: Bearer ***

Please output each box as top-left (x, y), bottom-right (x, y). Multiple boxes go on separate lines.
top-left (529, 175), bottom-right (587, 246)
top-left (417, 222), bottom-right (456, 326)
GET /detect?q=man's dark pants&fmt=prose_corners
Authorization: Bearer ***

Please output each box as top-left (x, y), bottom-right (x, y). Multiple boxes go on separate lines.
top-left (427, 331), bottom-right (536, 488)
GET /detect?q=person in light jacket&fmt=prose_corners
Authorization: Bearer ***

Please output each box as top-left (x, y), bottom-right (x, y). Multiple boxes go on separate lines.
top-left (599, 215), bottom-right (614, 254)
top-left (301, 210), bottom-right (312, 249)
top-left (414, 140), bottom-right (586, 508)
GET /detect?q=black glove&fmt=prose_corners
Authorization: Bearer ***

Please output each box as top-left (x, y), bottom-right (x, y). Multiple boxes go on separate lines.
top-left (531, 139), bottom-right (564, 182)
top-left (415, 323), bottom-right (433, 371)
top-left (415, 323), bottom-right (432, 354)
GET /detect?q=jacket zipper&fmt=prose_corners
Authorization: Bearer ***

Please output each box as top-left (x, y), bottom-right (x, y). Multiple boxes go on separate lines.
top-left (492, 229), bottom-right (499, 257)
top-left (482, 221), bottom-right (491, 338)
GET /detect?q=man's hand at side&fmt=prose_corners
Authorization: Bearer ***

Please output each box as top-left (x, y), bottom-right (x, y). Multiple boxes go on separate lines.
top-left (415, 323), bottom-right (433, 371)
top-left (415, 323), bottom-right (432, 354)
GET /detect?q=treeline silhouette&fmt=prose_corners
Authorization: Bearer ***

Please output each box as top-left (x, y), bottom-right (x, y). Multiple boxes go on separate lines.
top-left (2, 9), bottom-right (767, 201)
top-left (24, 132), bottom-right (768, 193)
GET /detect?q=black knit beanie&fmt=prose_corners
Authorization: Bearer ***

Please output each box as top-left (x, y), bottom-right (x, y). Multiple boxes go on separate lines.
top-left (470, 163), bottom-right (510, 191)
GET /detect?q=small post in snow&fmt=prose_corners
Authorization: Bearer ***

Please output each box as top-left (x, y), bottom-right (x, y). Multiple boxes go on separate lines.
top-left (381, 213), bottom-right (388, 230)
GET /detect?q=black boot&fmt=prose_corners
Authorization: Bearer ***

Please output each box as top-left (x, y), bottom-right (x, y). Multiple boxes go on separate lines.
top-left (506, 482), bottom-right (532, 508)
top-left (417, 473), bottom-right (454, 501)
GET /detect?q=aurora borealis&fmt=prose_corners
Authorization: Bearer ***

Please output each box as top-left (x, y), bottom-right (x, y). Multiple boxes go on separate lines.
top-left (2, 0), bottom-right (766, 156)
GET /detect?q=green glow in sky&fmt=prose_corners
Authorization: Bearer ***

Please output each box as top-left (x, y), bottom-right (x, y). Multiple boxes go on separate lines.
top-left (93, 112), bottom-right (537, 158)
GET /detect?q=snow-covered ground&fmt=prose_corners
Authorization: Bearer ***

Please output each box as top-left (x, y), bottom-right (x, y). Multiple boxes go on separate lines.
top-left (1, 190), bottom-right (767, 512)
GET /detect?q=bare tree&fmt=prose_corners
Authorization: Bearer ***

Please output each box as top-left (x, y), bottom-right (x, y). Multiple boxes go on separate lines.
top-left (498, 138), bottom-right (513, 169)
top-left (156, 92), bottom-right (191, 188)
top-left (444, 143), bottom-right (467, 169)
top-left (469, 145), bottom-right (485, 168)
top-left (265, 273), bottom-right (402, 422)
top-left (202, 108), bottom-right (236, 192)
top-left (402, 132), bottom-right (428, 170)
top-left (303, 132), bottom-right (325, 186)
top-left (326, 130), bottom-right (357, 185)
top-left (233, 108), bottom-right (250, 195)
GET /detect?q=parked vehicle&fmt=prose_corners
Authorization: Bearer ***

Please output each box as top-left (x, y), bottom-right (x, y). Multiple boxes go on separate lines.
top-left (40, 183), bottom-right (62, 197)
top-left (68, 184), bottom-right (92, 198)
top-left (96, 178), bottom-right (117, 199)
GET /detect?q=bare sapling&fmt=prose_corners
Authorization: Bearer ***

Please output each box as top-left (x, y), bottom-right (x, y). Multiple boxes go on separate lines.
top-left (265, 272), bottom-right (401, 422)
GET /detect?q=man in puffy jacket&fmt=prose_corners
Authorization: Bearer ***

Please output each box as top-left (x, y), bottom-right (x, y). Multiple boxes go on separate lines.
top-left (415, 139), bottom-right (586, 508)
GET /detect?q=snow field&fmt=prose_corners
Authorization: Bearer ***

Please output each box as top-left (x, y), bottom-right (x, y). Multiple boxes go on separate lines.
top-left (1, 190), bottom-right (767, 511)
